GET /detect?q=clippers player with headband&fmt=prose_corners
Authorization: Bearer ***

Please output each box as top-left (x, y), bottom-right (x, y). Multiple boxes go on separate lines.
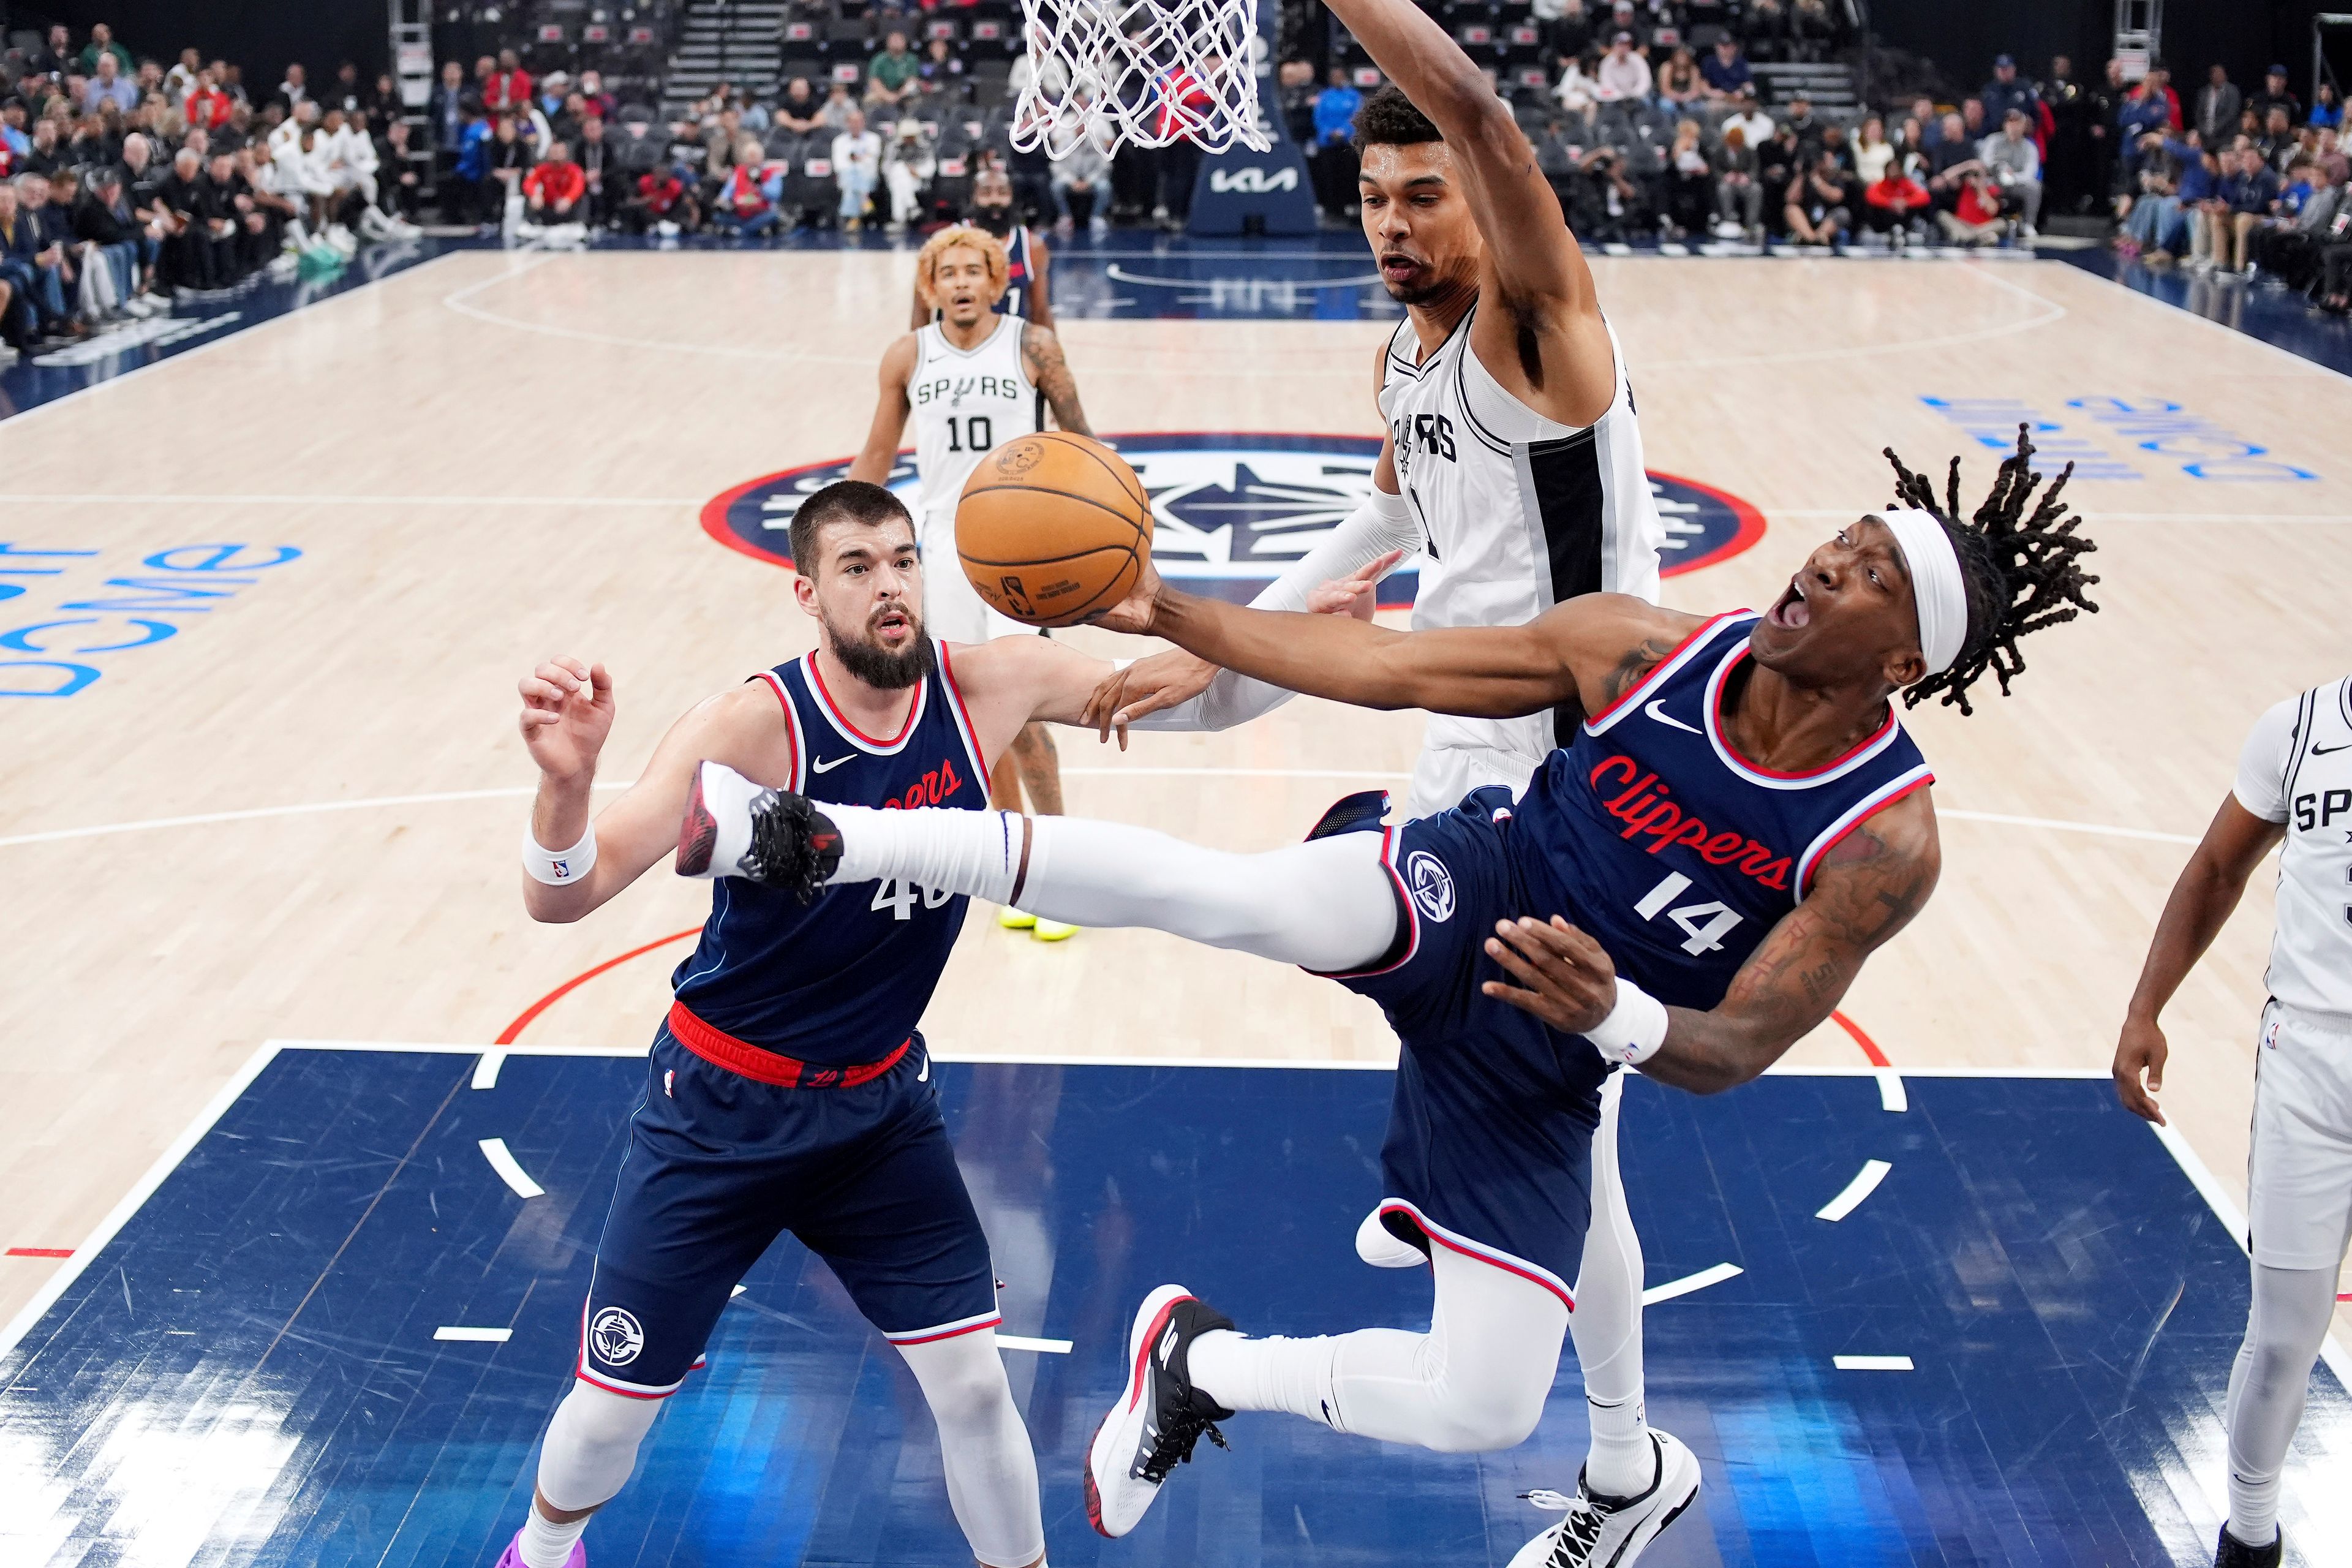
top-left (858, 221), bottom-right (1091, 937)
top-left (2115, 671), bottom-right (2352, 1568)
top-left (493, 480), bottom-right (1182, 1568)
top-left (688, 431), bottom-right (2100, 1565)
top-left (1087, 0), bottom-right (1667, 1552)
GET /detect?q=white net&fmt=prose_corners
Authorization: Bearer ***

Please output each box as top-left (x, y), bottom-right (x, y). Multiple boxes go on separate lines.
top-left (1009, 0), bottom-right (1271, 156)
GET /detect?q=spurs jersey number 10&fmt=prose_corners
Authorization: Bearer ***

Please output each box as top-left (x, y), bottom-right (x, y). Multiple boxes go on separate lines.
top-left (1378, 301), bottom-right (1666, 792)
top-left (912, 315), bottom-right (1043, 524)
top-left (2236, 676), bottom-right (2352, 1017)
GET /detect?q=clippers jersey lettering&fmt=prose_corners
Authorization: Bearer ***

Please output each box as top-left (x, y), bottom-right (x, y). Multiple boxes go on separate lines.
top-left (1378, 300), bottom-right (1667, 796)
top-left (669, 643), bottom-right (992, 1063)
top-left (1000, 224), bottom-right (1034, 318)
top-left (911, 314), bottom-right (1042, 526)
top-left (1513, 612), bottom-right (1934, 1010)
top-left (2239, 676), bottom-right (2352, 1016)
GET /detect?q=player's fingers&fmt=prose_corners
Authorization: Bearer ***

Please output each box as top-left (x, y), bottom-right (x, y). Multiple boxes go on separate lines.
top-left (1480, 979), bottom-right (1556, 1019)
top-left (520, 677), bottom-right (567, 706)
top-left (533, 661), bottom-right (581, 694)
top-left (1544, 916), bottom-right (1615, 970)
top-left (588, 662), bottom-right (612, 696)
top-left (1483, 933), bottom-right (1555, 990)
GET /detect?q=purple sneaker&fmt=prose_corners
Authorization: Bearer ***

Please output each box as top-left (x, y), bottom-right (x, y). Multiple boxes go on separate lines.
top-left (493, 1532), bottom-right (585, 1568)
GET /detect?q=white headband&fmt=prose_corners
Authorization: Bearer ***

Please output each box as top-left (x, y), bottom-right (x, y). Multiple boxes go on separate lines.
top-left (1875, 508), bottom-right (1967, 676)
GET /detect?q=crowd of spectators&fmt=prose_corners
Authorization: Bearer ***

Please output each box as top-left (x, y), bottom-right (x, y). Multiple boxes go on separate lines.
top-left (0, 19), bottom-right (424, 359)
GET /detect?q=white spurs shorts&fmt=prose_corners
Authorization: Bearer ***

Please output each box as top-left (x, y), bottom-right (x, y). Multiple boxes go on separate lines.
top-left (919, 506), bottom-right (1030, 646)
top-left (2248, 1000), bottom-right (2352, 1270)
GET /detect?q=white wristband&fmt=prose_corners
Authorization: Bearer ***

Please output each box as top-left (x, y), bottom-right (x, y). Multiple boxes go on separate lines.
top-left (1583, 976), bottom-right (1669, 1066)
top-left (522, 821), bottom-right (597, 886)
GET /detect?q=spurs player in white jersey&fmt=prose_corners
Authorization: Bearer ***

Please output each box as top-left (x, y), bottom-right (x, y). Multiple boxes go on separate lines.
top-left (853, 222), bottom-right (1091, 937)
top-left (1088, 0), bottom-right (1675, 1559)
top-left (2117, 674), bottom-right (2352, 1568)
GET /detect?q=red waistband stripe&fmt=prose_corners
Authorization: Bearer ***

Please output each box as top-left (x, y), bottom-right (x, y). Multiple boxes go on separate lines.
top-left (665, 1000), bottom-right (909, 1088)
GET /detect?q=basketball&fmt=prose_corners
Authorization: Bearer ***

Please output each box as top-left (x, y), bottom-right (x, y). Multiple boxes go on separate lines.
top-left (954, 432), bottom-right (1153, 627)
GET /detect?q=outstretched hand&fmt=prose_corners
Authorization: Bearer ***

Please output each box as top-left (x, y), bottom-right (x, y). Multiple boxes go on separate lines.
top-left (1482, 916), bottom-right (1620, 1035)
top-left (1082, 556), bottom-right (1166, 637)
top-left (1305, 549), bottom-right (1406, 621)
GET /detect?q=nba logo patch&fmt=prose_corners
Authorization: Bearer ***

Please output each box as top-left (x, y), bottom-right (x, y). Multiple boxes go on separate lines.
top-left (664, 1069), bottom-right (675, 1097)
top-left (1405, 851), bottom-right (1455, 922)
top-left (2263, 1018), bottom-right (2281, 1050)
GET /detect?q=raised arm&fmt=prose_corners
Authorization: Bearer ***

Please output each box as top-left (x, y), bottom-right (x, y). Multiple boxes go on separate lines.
top-left (1101, 562), bottom-right (1693, 722)
top-left (1025, 236), bottom-right (1055, 330)
top-left (1481, 790), bottom-right (1942, 1093)
top-left (848, 333), bottom-right (918, 483)
top-left (1326, 0), bottom-right (1592, 317)
top-left (1020, 321), bottom-right (1089, 435)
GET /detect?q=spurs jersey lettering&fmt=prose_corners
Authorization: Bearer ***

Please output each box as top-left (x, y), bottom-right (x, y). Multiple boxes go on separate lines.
top-left (669, 644), bottom-right (992, 1063)
top-left (1378, 300), bottom-right (1667, 812)
top-left (911, 314), bottom-right (1043, 528)
top-left (2234, 676), bottom-right (2352, 1016)
top-left (1513, 612), bottom-right (1933, 1009)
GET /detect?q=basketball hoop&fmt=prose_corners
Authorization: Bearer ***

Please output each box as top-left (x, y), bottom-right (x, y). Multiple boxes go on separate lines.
top-left (1009, 0), bottom-right (1271, 156)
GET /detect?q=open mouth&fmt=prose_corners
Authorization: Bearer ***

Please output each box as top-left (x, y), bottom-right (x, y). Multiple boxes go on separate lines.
top-left (1768, 576), bottom-right (1811, 629)
top-left (872, 608), bottom-right (912, 639)
top-left (1378, 252), bottom-right (1422, 284)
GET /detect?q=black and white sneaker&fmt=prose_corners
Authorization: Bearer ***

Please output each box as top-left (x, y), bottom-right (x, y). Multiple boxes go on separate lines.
top-left (1507, 1430), bottom-right (1701, 1568)
top-left (675, 760), bottom-right (841, 902)
top-left (1084, 1284), bottom-right (1235, 1537)
top-left (2214, 1524), bottom-right (2284, 1567)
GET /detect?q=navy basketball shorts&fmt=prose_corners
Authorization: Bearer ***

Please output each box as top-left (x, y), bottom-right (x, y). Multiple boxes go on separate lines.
top-left (1323, 786), bottom-right (1611, 1308)
top-left (577, 1026), bottom-right (1000, 1398)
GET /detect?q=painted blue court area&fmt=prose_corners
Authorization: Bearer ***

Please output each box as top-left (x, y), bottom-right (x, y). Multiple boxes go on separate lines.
top-left (2, 1049), bottom-right (2345, 1566)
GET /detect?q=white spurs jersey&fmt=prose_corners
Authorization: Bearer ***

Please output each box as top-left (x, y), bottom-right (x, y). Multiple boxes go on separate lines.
top-left (2236, 676), bottom-right (2352, 1017)
top-left (1379, 300), bottom-right (1665, 813)
top-left (911, 314), bottom-right (1043, 527)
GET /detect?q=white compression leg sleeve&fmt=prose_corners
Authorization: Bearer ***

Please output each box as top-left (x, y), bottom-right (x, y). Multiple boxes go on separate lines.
top-left (2223, 1261), bottom-right (2340, 1547)
top-left (518, 1380), bottom-right (664, 1565)
top-left (1572, 1071), bottom-right (1654, 1497)
top-left (1188, 1243), bottom-right (1569, 1453)
top-left (828, 809), bottom-right (1399, 975)
top-left (897, 1330), bottom-right (1046, 1568)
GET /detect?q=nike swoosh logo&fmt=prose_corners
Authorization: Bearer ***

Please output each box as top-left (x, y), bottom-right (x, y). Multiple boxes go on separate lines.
top-left (1645, 699), bottom-right (1703, 735)
top-left (2315, 742), bottom-right (2351, 756)
top-left (916, 1056), bottom-right (929, 1082)
top-left (812, 755), bottom-right (856, 773)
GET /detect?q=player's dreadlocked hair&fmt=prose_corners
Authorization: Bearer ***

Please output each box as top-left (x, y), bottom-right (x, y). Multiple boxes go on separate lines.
top-left (1882, 424), bottom-right (2100, 716)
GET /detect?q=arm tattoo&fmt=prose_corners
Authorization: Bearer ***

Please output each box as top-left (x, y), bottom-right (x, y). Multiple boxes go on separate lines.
top-left (1599, 635), bottom-right (1679, 707)
top-left (1023, 324), bottom-right (1091, 436)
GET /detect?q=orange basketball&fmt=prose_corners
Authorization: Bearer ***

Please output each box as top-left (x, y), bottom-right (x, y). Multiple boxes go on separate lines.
top-left (956, 432), bottom-right (1152, 628)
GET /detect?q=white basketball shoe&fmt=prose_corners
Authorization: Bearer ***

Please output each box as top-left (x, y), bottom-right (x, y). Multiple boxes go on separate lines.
top-left (1508, 1429), bottom-right (1702, 1568)
top-left (1084, 1284), bottom-right (1235, 1537)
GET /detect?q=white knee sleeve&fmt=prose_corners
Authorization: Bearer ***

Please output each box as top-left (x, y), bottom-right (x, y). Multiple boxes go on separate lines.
top-left (898, 1332), bottom-right (1044, 1568)
top-left (1571, 1072), bottom-right (1652, 1493)
top-left (2224, 1262), bottom-right (2339, 1545)
top-left (535, 1379), bottom-right (663, 1513)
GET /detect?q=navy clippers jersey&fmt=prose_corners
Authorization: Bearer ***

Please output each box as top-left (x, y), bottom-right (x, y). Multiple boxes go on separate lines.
top-left (998, 224), bottom-right (1033, 317)
top-left (1512, 612), bottom-right (1934, 1010)
top-left (669, 643), bottom-right (991, 1064)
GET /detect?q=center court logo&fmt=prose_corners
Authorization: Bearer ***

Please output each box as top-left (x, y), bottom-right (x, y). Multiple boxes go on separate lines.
top-left (590, 1306), bottom-right (646, 1366)
top-left (701, 434), bottom-right (1763, 601)
top-left (1405, 851), bottom-right (1455, 922)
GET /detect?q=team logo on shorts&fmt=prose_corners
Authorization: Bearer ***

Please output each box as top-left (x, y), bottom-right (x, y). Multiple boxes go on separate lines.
top-left (589, 1306), bottom-right (646, 1367)
top-left (701, 435), bottom-right (1765, 597)
top-left (1404, 851), bottom-right (1456, 922)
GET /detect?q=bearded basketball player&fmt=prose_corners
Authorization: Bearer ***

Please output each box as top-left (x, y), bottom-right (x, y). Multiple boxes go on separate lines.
top-left (910, 165), bottom-right (1055, 330)
top-left (855, 223), bottom-right (1091, 938)
top-left (685, 432), bottom-right (2100, 1567)
top-left (2114, 669), bottom-right (2352, 1568)
top-left (1087, 0), bottom-right (1669, 1554)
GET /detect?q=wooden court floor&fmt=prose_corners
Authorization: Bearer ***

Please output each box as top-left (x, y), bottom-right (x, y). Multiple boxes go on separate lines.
top-left (1, 248), bottom-right (2347, 1337)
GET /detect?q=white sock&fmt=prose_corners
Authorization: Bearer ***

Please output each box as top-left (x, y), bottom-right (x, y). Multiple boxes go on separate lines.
top-left (1188, 1329), bottom-right (1344, 1429)
top-left (518, 1502), bottom-right (589, 1568)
